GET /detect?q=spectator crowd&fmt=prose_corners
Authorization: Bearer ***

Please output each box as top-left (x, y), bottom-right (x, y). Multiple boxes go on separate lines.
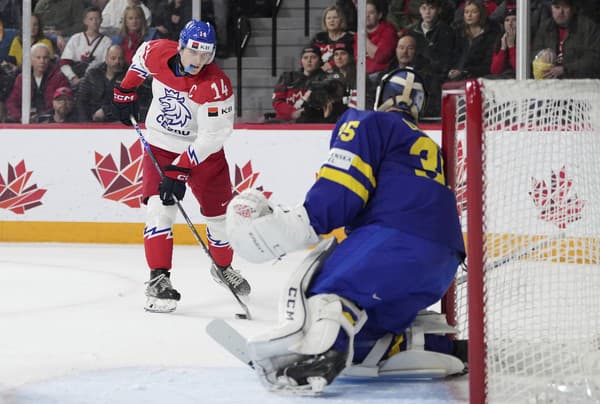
top-left (271, 0), bottom-right (600, 123)
top-left (0, 0), bottom-right (231, 123)
top-left (0, 0), bottom-right (599, 124)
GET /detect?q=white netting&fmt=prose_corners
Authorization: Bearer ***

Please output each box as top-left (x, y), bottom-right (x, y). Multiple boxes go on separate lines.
top-left (447, 79), bottom-right (600, 403)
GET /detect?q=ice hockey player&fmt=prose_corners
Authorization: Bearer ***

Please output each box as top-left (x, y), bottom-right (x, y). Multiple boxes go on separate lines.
top-left (226, 68), bottom-right (467, 393)
top-left (112, 20), bottom-right (251, 313)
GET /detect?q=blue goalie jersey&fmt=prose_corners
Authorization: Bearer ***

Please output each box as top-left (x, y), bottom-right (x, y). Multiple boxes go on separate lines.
top-left (304, 108), bottom-right (465, 255)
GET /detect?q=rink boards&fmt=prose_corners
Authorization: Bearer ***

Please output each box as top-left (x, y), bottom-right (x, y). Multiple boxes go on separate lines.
top-left (0, 125), bottom-right (442, 243)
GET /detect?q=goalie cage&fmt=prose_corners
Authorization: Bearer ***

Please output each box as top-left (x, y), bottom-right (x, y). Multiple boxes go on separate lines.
top-left (440, 79), bottom-right (600, 404)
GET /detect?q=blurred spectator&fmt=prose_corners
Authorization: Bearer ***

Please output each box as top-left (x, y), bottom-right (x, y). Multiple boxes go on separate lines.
top-left (490, 5), bottom-right (516, 77)
top-left (310, 5), bottom-right (355, 74)
top-left (0, 59), bottom-right (16, 122)
top-left (490, 0), bottom-right (549, 36)
top-left (531, 0), bottom-right (600, 79)
top-left (299, 44), bottom-right (354, 123)
top-left (60, 7), bottom-right (113, 89)
top-left (153, 0), bottom-right (191, 41)
top-left (365, 0), bottom-right (398, 86)
top-left (100, 0), bottom-right (151, 37)
top-left (0, 0), bottom-right (21, 29)
top-left (448, 0), bottom-right (499, 80)
top-left (330, 42), bottom-right (356, 94)
top-left (453, 0), bottom-right (499, 27)
top-left (388, 0), bottom-right (423, 30)
top-left (271, 45), bottom-right (327, 122)
top-left (408, 0), bottom-right (454, 105)
top-left (8, 14), bottom-right (55, 67)
top-left (89, 0), bottom-right (110, 10)
top-left (6, 43), bottom-right (70, 122)
top-left (119, 5), bottom-right (148, 64)
top-left (0, 17), bottom-right (17, 65)
top-left (77, 44), bottom-right (125, 122)
top-left (34, 0), bottom-right (86, 52)
top-left (336, 0), bottom-right (358, 31)
top-left (36, 86), bottom-right (79, 123)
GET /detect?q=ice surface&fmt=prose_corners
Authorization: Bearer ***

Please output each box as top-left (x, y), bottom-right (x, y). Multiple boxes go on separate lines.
top-left (0, 243), bottom-right (468, 403)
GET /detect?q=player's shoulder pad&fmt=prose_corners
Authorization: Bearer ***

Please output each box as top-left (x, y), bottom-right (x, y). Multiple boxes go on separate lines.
top-left (141, 39), bottom-right (179, 70)
top-left (189, 63), bottom-right (233, 104)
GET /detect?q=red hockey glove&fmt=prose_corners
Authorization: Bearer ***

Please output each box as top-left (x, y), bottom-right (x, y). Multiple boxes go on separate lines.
top-left (112, 85), bottom-right (139, 126)
top-left (158, 165), bottom-right (190, 205)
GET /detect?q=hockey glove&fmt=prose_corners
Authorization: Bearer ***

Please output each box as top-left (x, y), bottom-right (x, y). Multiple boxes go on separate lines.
top-left (158, 165), bottom-right (190, 205)
top-left (112, 85), bottom-right (139, 126)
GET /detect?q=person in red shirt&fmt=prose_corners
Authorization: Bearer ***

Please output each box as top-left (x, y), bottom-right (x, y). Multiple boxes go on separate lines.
top-left (364, 0), bottom-right (398, 84)
top-left (6, 42), bottom-right (69, 122)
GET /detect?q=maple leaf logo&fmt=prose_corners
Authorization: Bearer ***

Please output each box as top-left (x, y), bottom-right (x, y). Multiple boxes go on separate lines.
top-left (232, 161), bottom-right (272, 198)
top-left (529, 165), bottom-right (585, 229)
top-left (0, 160), bottom-right (47, 214)
top-left (454, 140), bottom-right (467, 216)
top-left (91, 141), bottom-right (143, 208)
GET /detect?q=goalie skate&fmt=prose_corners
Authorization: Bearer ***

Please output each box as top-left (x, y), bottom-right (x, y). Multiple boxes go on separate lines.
top-left (272, 349), bottom-right (348, 395)
top-left (210, 264), bottom-right (251, 296)
top-left (144, 269), bottom-right (181, 313)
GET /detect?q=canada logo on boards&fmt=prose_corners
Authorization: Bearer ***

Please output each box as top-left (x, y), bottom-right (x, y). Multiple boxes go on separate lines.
top-left (529, 165), bottom-right (585, 229)
top-left (232, 160), bottom-right (272, 199)
top-left (0, 160), bottom-right (47, 214)
top-left (91, 141), bottom-right (143, 208)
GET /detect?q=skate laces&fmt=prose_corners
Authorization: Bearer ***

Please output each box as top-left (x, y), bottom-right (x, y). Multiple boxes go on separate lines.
top-left (145, 274), bottom-right (172, 291)
top-left (221, 266), bottom-right (244, 287)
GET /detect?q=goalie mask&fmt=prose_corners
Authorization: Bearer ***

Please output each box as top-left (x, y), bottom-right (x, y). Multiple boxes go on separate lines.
top-left (374, 67), bottom-right (426, 122)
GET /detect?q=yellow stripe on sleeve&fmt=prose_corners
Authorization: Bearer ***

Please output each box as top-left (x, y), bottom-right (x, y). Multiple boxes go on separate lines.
top-left (351, 155), bottom-right (377, 188)
top-left (318, 166), bottom-right (370, 204)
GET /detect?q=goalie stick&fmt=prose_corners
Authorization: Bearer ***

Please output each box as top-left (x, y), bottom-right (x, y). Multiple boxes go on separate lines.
top-left (130, 115), bottom-right (251, 320)
top-left (206, 319), bottom-right (253, 367)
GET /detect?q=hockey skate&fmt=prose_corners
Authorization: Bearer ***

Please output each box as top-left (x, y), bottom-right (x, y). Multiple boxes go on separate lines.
top-left (144, 269), bottom-right (181, 313)
top-left (274, 349), bottom-right (348, 394)
top-left (210, 263), bottom-right (251, 296)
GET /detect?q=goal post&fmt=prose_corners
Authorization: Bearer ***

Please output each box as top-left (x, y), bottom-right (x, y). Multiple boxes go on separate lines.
top-left (441, 79), bottom-right (600, 403)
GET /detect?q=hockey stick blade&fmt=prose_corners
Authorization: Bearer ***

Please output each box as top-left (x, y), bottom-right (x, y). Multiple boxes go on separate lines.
top-left (206, 319), bottom-right (253, 368)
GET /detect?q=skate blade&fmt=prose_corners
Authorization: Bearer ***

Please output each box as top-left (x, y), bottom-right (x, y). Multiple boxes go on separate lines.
top-left (269, 376), bottom-right (327, 396)
top-left (144, 297), bottom-right (177, 313)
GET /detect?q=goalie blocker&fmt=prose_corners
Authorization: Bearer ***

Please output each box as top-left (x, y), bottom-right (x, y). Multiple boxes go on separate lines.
top-left (245, 238), bottom-right (466, 395)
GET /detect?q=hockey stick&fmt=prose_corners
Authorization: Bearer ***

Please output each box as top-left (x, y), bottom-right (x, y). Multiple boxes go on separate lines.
top-left (130, 115), bottom-right (251, 320)
top-left (456, 232), bottom-right (566, 286)
top-left (206, 319), bottom-right (253, 367)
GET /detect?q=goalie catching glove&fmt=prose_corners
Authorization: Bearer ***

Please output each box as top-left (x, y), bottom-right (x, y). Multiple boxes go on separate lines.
top-left (158, 165), bottom-right (190, 206)
top-left (225, 189), bottom-right (320, 262)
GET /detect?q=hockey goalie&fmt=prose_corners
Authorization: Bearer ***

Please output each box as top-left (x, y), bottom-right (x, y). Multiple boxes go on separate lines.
top-left (225, 68), bottom-right (468, 394)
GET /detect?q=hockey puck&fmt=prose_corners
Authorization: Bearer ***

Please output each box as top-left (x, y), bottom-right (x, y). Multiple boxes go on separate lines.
top-left (235, 313), bottom-right (248, 319)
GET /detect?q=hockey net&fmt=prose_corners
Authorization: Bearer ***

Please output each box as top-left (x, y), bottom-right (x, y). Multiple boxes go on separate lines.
top-left (441, 79), bottom-right (600, 403)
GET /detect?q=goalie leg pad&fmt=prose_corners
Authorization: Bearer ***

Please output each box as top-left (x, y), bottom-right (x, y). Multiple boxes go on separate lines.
top-left (226, 189), bottom-right (320, 263)
top-left (247, 239), bottom-right (367, 393)
top-left (343, 311), bottom-right (465, 379)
